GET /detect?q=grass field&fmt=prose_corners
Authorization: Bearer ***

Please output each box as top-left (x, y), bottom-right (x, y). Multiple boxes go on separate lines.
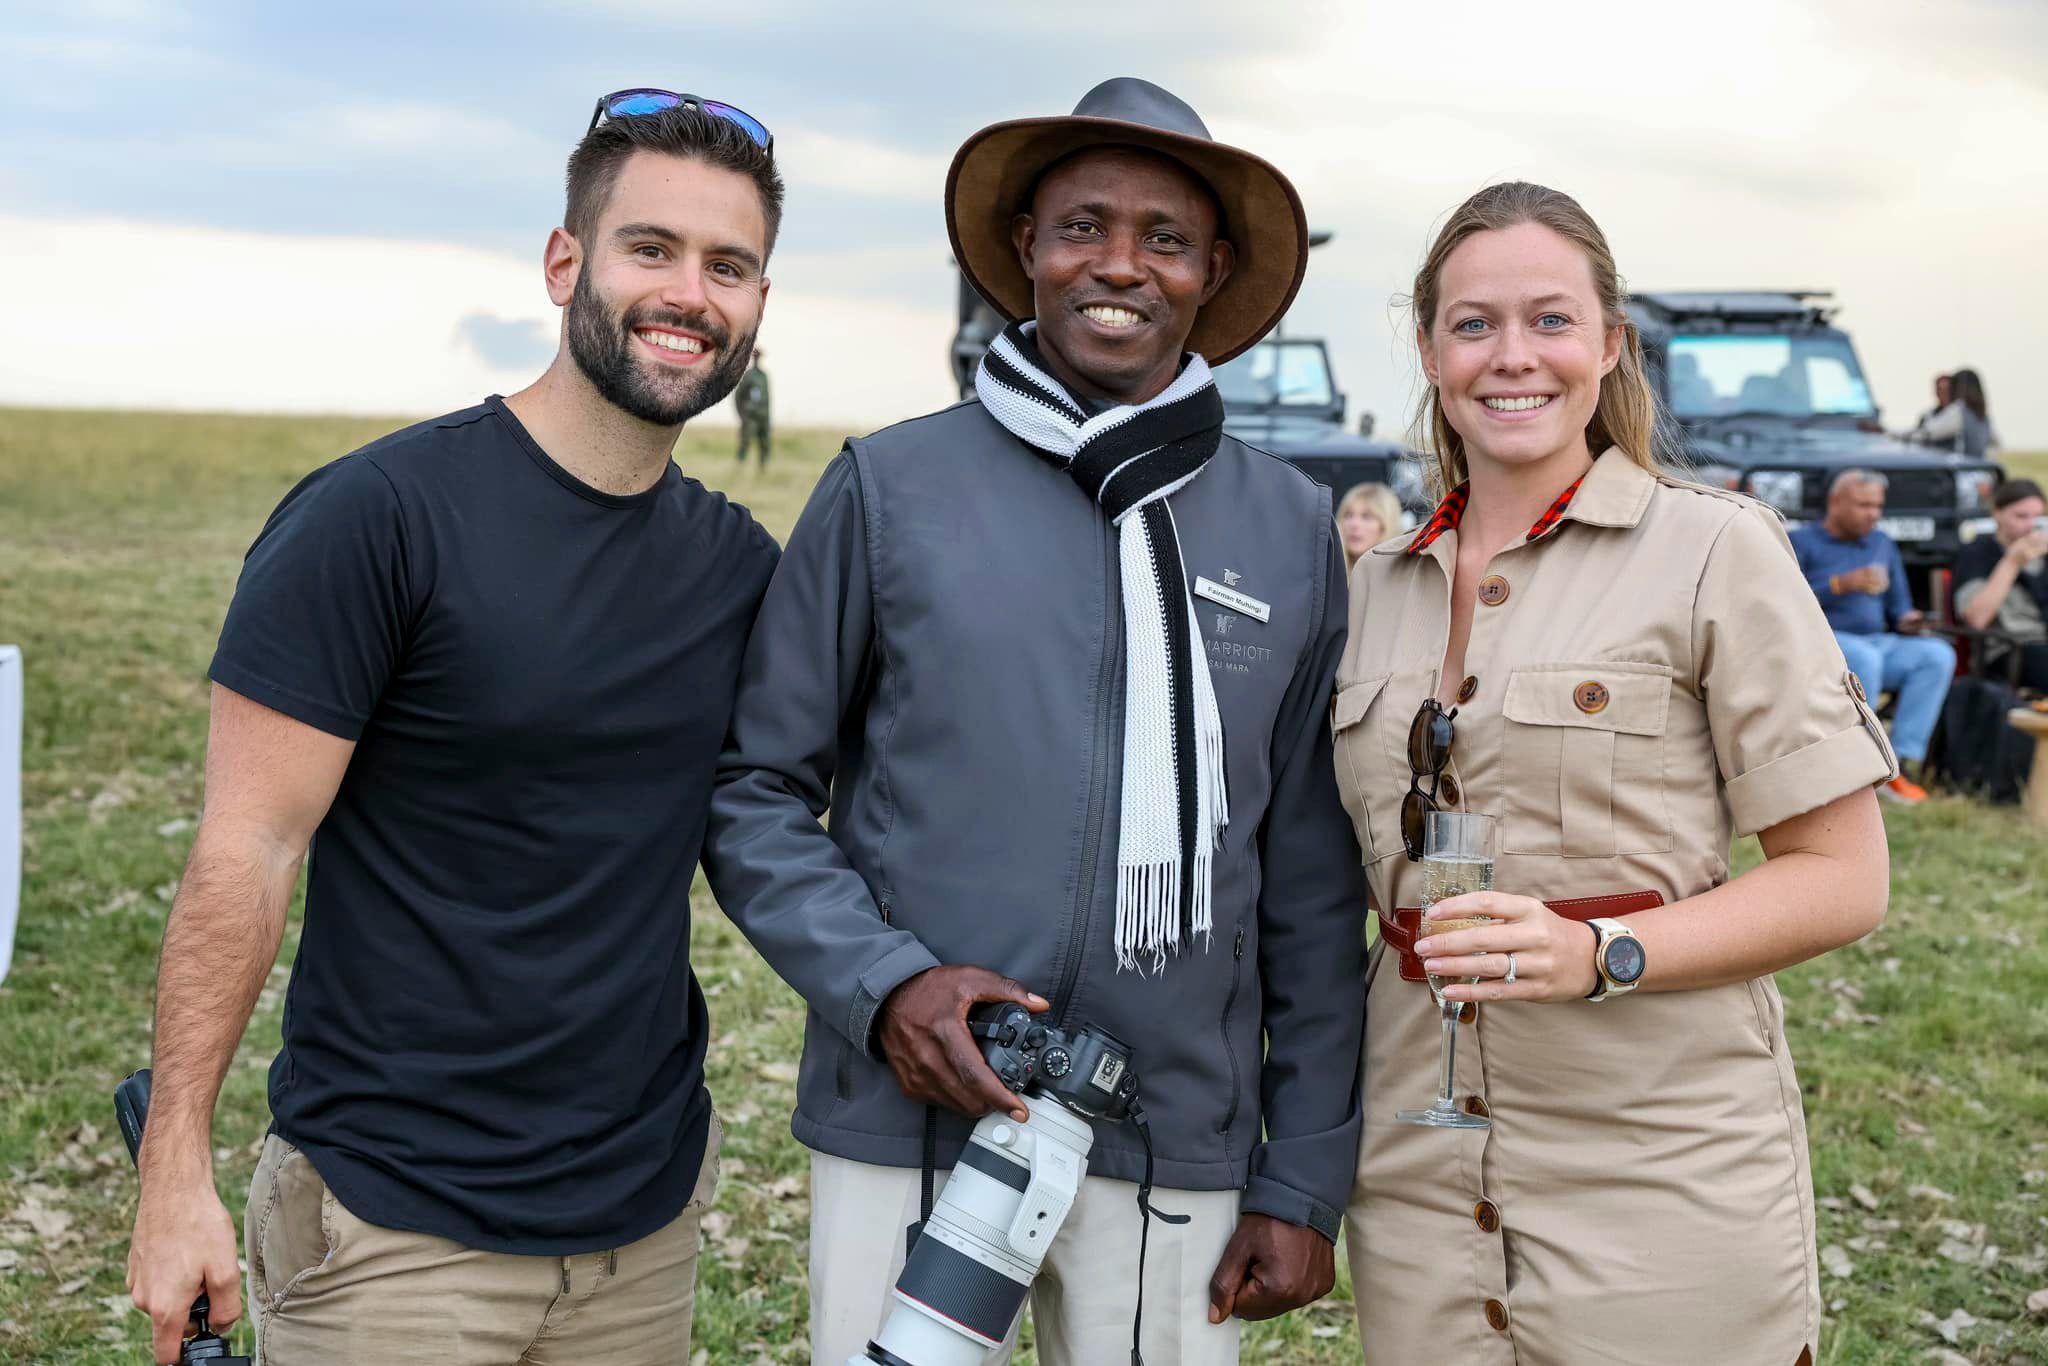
top-left (1, 407), bottom-right (2045, 1364)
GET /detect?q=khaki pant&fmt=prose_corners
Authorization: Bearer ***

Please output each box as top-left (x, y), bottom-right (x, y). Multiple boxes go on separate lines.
top-left (808, 1149), bottom-right (1241, 1365)
top-left (242, 1115), bottom-right (720, 1365)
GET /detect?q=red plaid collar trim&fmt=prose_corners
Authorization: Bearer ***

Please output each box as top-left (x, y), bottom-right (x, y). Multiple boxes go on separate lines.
top-left (1404, 474), bottom-right (1589, 555)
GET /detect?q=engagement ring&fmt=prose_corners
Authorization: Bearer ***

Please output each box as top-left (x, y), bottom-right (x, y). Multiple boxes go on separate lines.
top-left (1504, 952), bottom-right (1518, 984)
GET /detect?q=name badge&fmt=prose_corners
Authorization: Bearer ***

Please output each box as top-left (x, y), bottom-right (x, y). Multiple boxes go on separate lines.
top-left (1194, 576), bottom-right (1270, 623)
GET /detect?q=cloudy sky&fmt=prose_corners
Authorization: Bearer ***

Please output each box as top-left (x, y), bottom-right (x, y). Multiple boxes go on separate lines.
top-left (4, 0), bottom-right (2045, 445)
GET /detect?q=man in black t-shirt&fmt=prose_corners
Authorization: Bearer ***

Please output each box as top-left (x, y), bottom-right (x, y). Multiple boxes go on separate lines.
top-left (126, 99), bottom-right (783, 1366)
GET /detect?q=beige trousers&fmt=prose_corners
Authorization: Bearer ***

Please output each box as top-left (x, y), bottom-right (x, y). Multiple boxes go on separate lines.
top-left (808, 1148), bottom-right (1242, 1366)
top-left (242, 1115), bottom-right (720, 1366)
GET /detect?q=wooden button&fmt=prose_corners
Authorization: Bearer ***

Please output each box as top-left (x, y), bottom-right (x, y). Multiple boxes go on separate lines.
top-left (1458, 1002), bottom-right (1478, 1025)
top-left (1474, 1200), bottom-right (1501, 1233)
top-left (1439, 774), bottom-right (1461, 806)
top-left (1456, 675), bottom-right (1478, 704)
top-left (1573, 680), bottom-right (1610, 714)
top-left (1464, 1095), bottom-right (1491, 1118)
top-left (1477, 575), bottom-right (1510, 606)
top-left (1485, 1298), bottom-right (1510, 1332)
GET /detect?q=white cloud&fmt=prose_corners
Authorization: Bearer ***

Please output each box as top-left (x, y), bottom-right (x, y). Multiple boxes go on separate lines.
top-left (1196, 0), bottom-right (2048, 447)
top-left (772, 127), bottom-right (950, 201)
top-left (0, 214), bottom-right (952, 434)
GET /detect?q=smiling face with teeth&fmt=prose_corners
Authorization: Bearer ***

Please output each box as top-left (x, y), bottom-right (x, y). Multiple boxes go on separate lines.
top-left (548, 151), bottom-right (771, 428)
top-left (1010, 147), bottom-right (1235, 406)
top-left (1420, 221), bottom-right (1622, 480)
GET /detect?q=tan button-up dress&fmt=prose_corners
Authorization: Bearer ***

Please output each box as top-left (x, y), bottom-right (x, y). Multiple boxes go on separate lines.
top-left (1334, 450), bottom-right (1896, 1365)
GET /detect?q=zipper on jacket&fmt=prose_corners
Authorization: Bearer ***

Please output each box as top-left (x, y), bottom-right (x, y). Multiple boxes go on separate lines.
top-left (1054, 524), bottom-right (1121, 1027)
top-left (1218, 922), bottom-right (1247, 1134)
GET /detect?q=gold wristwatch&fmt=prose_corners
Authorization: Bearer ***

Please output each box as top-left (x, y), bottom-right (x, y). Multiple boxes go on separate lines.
top-left (1584, 917), bottom-right (1646, 1002)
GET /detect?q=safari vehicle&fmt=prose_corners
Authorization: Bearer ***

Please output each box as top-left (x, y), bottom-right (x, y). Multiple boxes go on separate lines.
top-left (1631, 290), bottom-right (2002, 599)
top-left (950, 270), bottom-right (1427, 517)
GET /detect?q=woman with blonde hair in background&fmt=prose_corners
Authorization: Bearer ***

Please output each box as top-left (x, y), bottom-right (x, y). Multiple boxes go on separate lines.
top-left (1336, 482), bottom-right (1402, 571)
top-left (1331, 181), bottom-right (1895, 1364)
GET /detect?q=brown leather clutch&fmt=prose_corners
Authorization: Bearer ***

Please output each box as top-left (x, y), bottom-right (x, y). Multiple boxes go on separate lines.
top-left (1378, 891), bottom-right (1666, 984)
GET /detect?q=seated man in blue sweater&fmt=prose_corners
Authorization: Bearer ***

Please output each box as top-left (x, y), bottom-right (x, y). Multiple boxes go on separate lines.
top-left (1790, 469), bottom-right (1955, 804)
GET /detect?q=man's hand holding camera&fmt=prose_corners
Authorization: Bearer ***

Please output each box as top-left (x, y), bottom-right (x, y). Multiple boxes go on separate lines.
top-left (875, 965), bottom-right (1048, 1121)
top-left (127, 1150), bottom-right (241, 1365)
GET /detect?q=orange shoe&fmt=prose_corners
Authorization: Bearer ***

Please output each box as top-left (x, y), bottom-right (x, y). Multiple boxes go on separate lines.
top-left (1879, 775), bottom-right (1928, 805)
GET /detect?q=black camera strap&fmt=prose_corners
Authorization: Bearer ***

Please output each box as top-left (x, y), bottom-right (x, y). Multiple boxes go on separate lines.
top-left (1126, 1100), bottom-right (1189, 1366)
top-left (906, 1105), bottom-right (939, 1260)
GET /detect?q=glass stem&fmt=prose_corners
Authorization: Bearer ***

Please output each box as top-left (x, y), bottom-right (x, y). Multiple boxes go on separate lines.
top-left (1436, 999), bottom-right (1460, 1110)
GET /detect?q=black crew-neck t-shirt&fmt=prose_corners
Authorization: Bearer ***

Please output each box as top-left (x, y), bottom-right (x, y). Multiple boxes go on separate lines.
top-left (210, 396), bottom-right (777, 1253)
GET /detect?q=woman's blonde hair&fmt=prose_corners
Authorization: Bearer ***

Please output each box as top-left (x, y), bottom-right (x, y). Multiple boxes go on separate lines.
top-left (1336, 482), bottom-right (1402, 568)
top-left (1409, 181), bottom-right (1666, 492)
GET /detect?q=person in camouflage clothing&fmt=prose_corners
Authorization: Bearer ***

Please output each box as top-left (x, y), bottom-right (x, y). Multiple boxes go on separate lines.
top-left (735, 348), bottom-right (771, 466)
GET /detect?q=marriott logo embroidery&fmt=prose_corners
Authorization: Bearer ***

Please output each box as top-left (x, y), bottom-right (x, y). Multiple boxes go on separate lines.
top-left (1204, 612), bottom-right (1272, 675)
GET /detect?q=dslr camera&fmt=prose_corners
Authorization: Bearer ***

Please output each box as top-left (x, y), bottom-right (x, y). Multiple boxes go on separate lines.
top-left (853, 1006), bottom-right (1145, 1366)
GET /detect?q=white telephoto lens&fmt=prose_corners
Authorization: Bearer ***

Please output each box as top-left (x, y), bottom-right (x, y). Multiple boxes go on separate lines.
top-left (857, 1099), bottom-right (1096, 1366)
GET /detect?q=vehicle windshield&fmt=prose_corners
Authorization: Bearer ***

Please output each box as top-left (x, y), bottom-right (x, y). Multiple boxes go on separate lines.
top-left (1664, 333), bottom-right (1876, 420)
top-left (1214, 341), bottom-right (1335, 409)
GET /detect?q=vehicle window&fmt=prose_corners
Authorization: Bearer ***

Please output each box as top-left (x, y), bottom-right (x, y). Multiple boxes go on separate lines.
top-left (1665, 334), bottom-right (1876, 419)
top-left (1215, 342), bottom-right (1334, 408)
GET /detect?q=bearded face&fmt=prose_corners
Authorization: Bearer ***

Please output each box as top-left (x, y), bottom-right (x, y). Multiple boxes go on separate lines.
top-left (567, 262), bottom-right (756, 428)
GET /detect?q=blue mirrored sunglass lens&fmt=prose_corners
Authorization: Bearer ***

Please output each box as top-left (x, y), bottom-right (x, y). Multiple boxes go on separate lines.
top-left (608, 93), bottom-right (680, 118)
top-left (702, 100), bottom-right (771, 147)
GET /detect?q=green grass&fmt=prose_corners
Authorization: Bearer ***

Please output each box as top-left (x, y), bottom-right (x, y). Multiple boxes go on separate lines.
top-left (0, 409), bottom-right (2044, 1363)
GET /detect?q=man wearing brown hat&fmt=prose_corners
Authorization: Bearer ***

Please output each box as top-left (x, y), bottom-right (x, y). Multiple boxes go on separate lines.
top-left (705, 78), bottom-right (1364, 1362)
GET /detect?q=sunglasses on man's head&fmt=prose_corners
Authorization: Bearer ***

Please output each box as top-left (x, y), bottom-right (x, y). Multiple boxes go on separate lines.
top-left (587, 89), bottom-right (774, 153)
top-left (1401, 697), bottom-right (1457, 862)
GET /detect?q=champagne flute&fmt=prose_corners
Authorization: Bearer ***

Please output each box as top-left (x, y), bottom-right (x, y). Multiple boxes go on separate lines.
top-left (1396, 810), bottom-right (1495, 1130)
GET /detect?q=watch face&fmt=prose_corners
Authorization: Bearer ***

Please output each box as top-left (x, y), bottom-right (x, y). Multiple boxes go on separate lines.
top-left (1604, 934), bottom-right (1647, 985)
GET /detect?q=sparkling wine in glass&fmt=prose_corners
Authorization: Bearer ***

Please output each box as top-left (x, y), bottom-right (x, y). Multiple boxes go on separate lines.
top-left (1397, 810), bottom-right (1496, 1130)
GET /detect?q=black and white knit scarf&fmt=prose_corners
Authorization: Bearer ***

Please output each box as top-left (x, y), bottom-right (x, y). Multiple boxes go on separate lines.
top-left (976, 321), bottom-right (1229, 973)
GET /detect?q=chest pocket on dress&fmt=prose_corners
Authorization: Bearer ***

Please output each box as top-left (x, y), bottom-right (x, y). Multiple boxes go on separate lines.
top-left (1500, 663), bottom-right (1673, 857)
top-left (1331, 674), bottom-right (1401, 865)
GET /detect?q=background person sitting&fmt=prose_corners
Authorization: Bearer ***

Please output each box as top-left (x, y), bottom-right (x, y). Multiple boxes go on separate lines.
top-left (1790, 469), bottom-right (1956, 804)
top-left (1954, 478), bottom-right (2048, 691)
top-left (1336, 481), bottom-right (1402, 573)
top-left (1908, 366), bottom-right (1998, 457)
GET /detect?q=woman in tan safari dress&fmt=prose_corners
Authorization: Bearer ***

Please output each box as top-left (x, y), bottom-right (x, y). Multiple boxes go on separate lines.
top-left (1334, 183), bottom-right (1897, 1365)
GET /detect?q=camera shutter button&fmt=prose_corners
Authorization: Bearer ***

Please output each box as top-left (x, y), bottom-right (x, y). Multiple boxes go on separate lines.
top-left (1025, 1025), bottom-right (1049, 1047)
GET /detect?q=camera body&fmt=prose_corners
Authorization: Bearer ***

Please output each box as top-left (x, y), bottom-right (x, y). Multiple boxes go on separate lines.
top-left (970, 1003), bottom-right (1138, 1122)
top-left (854, 1007), bottom-right (1144, 1366)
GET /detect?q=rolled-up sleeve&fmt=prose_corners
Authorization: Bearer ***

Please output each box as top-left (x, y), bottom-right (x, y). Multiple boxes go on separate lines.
top-left (702, 450), bottom-right (941, 1055)
top-left (1693, 504), bottom-right (1899, 836)
top-left (1240, 519), bottom-right (1369, 1242)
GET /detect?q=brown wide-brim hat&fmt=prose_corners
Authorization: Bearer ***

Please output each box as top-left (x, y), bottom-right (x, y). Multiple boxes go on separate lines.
top-left (946, 77), bottom-right (1308, 366)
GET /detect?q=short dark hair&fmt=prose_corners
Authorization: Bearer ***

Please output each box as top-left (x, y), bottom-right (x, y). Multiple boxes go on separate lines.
top-left (1993, 478), bottom-right (2043, 510)
top-left (565, 105), bottom-right (785, 260)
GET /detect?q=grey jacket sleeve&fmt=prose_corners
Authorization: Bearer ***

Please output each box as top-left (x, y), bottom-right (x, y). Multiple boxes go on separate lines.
top-left (1237, 517), bottom-right (1369, 1242)
top-left (702, 449), bottom-right (941, 1055)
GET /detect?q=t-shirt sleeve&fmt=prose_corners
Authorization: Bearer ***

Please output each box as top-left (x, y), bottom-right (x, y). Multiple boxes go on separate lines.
top-left (1952, 538), bottom-right (1998, 612)
top-left (208, 454), bottom-right (412, 741)
top-left (1692, 502), bottom-right (1899, 835)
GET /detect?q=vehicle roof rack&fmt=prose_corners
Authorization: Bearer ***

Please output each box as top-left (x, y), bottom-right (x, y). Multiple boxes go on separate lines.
top-left (1632, 290), bottom-right (1837, 322)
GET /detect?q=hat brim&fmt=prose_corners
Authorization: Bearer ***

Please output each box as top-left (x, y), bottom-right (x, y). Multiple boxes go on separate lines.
top-left (945, 116), bottom-right (1308, 367)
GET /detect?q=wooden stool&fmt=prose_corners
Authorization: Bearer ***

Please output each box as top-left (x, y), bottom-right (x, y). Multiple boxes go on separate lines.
top-left (2008, 708), bottom-right (2048, 832)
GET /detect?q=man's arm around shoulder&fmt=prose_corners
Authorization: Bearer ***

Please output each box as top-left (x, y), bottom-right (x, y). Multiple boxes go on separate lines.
top-left (127, 687), bottom-right (351, 1364)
